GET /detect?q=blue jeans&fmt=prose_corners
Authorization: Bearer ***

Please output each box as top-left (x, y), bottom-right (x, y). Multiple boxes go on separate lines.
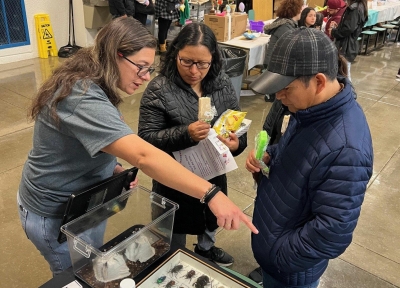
top-left (172, 228), bottom-right (216, 251)
top-left (17, 192), bottom-right (105, 276)
top-left (263, 271), bottom-right (320, 288)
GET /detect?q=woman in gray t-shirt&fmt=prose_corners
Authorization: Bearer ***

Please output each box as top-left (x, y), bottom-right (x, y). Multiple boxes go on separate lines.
top-left (17, 17), bottom-right (258, 276)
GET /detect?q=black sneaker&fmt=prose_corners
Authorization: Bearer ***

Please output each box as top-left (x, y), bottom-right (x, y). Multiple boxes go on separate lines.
top-left (194, 244), bottom-right (234, 267)
top-left (248, 267), bottom-right (263, 285)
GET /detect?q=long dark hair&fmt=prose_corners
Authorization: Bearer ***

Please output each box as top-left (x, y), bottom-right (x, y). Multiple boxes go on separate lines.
top-left (315, 12), bottom-right (324, 29)
top-left (349, 0), bottom-right (368, 20)
top-left (160, 23), bottom-right (222, 91)
top-left (338, 53), bottom-right (348, 77)
top-left (298, 7), bottom-right (316, 27)
top-left (362, 0), bottom-right (368, 20)
top-left (30, 17), bottom-right (157, 123)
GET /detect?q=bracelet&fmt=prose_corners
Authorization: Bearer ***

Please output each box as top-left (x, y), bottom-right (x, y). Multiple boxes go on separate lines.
top-left (204, 185), bottom-right (220, 204)
top-left (200, 184), bottom-right (215, 204)
top-left (116, 162), bottom-right (122, 167)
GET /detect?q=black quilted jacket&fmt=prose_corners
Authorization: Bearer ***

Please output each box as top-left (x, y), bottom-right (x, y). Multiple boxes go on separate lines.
top-left (138, 72), bottom-right (247, 234)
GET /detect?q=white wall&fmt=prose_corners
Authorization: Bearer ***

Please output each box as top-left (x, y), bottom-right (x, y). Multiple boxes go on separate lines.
top-left (0, 0), bottom-right (99, 65)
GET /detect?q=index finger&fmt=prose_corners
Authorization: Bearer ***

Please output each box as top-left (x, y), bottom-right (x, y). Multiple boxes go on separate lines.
top-left (240, 213), bottom-right (259, 234)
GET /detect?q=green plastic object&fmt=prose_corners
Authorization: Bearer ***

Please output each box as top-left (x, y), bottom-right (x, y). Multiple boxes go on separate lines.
top-left (248, 9), bottom-right (255, 21)
top-left (254, 130), bottom-right (270, 175)
top-left (255, 131), bottom-right (269, 160)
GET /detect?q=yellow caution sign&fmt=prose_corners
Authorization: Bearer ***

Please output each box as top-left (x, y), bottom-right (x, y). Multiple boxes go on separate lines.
top-left (34, 14), bottom-right (58, 58)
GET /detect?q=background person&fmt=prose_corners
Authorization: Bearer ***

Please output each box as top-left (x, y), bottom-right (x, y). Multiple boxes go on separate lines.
top-left (321, 0), bottom-right (347, 40)
top-left (298, 7), bottom-right (317, 27)
top-left (17, 18), bottom-right (257, 276)
top-left (108, 0), bottom-right (134, 19)
top-left (246, 28), bottom-right (373, 288)
top-left (134, 0), bottom-right (155, 26)
top-left (260, 0), bottom-right (303, 102)
top-left (315, 12), bottom-right (324, 30)
top-left (332, 0), bottom-right (368, 81)
top-left (138, 22), bottom-right (247, 267)
top-left (155, 0), bottom-right (180, 53)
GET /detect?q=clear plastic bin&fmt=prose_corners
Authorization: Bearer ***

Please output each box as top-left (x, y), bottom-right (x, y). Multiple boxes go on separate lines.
top-left (61, 186), bottom-right (179, 288)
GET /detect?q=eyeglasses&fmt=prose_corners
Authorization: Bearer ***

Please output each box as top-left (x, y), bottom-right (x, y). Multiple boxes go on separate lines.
top-left (178, 54), bottom-right (211, 69)
top-left (117, 52), bottom-right (155, 77)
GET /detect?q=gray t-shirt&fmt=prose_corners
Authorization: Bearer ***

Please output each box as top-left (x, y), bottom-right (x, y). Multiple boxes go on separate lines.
top-left (19, 81), bottom-right (133, 218)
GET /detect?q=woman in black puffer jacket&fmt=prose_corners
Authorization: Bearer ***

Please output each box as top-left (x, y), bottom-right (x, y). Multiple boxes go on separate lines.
top-left (138, 23), bottom-right (247, 267)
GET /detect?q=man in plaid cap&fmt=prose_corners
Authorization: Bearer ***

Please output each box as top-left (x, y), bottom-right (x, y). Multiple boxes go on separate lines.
top-left (246, 28), bottom-right (373, 287)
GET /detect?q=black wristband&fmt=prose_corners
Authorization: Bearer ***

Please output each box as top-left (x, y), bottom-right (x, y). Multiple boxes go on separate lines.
top-left (204, 185), bottom-right (221, 204)
top-left (116, 162), bottom-right (122, 167)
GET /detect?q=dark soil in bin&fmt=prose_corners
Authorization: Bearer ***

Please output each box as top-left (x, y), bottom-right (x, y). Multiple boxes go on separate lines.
top-left (76, 239), bottom-right (170, 288)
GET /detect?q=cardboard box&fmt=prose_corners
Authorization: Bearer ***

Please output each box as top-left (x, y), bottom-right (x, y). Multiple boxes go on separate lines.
top-left (204, 12), bottom-right (248, 42)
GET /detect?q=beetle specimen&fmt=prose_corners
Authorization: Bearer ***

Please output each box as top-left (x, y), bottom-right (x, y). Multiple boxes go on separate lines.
top-left (193, 275), bottom-right (210, 288)
top-left (156, 275), bottom-right (167, 284)
top-left (164, 280), bottom-right (176, 288)
top-left (182, 269), bottom-right (196, 283)
top-left (168, 263), bottom-right (184, 277)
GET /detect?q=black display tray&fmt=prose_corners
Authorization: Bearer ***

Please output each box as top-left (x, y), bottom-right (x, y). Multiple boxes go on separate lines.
top-left (39, 244), bottom-right (260, 288)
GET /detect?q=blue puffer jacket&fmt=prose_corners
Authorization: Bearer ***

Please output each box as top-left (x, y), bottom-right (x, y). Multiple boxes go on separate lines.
top-left (252, 78), bottom-right (373, 286)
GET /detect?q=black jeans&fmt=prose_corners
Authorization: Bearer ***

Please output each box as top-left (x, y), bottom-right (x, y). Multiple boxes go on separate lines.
top-left (158, 17), bottom-right (172, 44)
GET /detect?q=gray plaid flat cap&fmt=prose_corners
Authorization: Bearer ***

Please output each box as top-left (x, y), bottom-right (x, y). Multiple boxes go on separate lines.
top-left (250, 27), bottom-right (338, 95)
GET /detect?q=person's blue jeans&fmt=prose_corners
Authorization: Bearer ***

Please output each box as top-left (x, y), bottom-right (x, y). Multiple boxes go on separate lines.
top-left (263, 270), bottom-right (320, 288)
top-left (17, 192), bottom-right (105, 276)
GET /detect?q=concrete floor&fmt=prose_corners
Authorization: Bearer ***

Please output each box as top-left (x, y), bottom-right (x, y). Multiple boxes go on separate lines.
top-left (0, 42), bottom-right (399, 288)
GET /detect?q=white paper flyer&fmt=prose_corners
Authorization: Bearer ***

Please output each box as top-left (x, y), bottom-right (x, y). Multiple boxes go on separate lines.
top-left (172, 133), bottom-right (238, 180)
top-left (208, 128), bottom-right (230, 155)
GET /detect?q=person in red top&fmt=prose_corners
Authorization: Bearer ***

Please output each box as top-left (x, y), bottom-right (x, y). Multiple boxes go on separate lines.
top-left (322, 0), bottom-right (346, 40)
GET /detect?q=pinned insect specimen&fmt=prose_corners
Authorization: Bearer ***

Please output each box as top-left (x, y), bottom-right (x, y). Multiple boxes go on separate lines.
top-left (164, 280), bottom-right (176, 288)
top-left (193, 275), bottom-right (211, 288)
top-left (156, 275), bottom-right (167, 285)
top-left (168, 263), bottom-right (184, 277)
top-left (182, 269), bottom-right (196, 283)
